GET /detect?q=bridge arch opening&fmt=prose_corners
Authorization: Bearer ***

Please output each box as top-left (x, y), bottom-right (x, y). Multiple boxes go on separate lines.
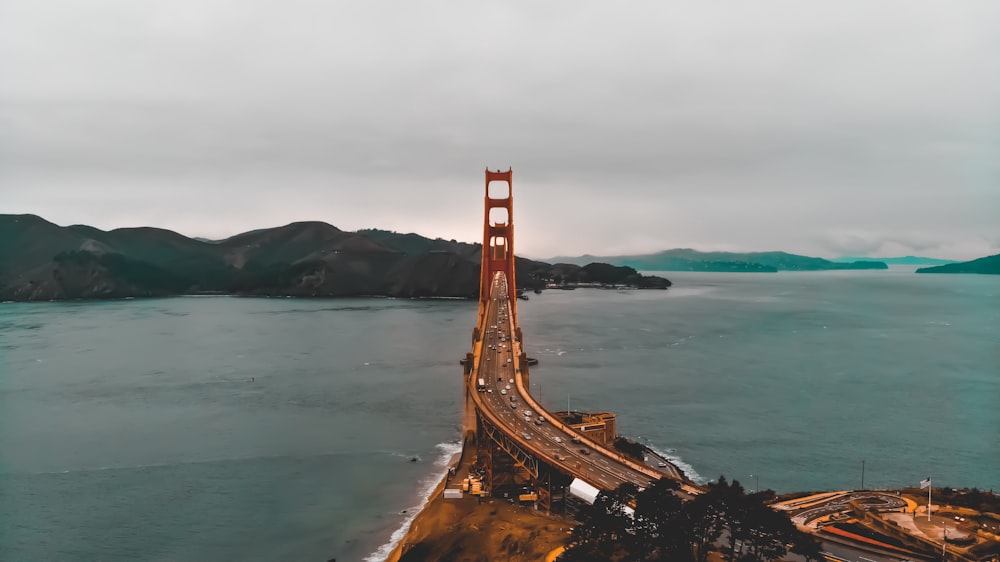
top-left (490, 236), bottom-right (510, 260)
top-left (488, 181), bottom-right (510, 200)
top-left (489, 207), bottom-right (509, 227)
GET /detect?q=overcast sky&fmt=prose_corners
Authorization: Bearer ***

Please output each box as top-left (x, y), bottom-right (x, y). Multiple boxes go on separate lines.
top-left (2, 2), bottom-right (998, 260)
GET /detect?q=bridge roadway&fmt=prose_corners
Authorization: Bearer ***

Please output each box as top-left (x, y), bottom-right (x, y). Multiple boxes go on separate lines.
top-left (469, 272), bottom-right (686, 493)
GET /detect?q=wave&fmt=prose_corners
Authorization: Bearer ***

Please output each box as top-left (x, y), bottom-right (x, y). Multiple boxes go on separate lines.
top-left (647, 444), bottom-right (706, 484)
top-left (364, 440), bottom-right (463, 562)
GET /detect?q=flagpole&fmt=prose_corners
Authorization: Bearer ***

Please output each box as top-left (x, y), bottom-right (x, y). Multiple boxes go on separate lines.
top-left (927, 477), bottom-right (932, 522)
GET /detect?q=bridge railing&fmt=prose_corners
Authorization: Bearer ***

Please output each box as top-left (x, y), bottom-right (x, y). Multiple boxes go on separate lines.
top-left (470, 273), bottom-right (697, 491)
top-left (508, 334), bottom-right (669, 485)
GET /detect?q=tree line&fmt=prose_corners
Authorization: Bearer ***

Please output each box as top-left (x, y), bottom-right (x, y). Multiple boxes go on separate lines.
top-left (561, 476), bottom-right (824, 562)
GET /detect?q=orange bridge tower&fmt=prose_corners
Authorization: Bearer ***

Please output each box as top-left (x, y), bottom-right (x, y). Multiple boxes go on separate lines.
top-left (480, 167), bottom-right (517, 317)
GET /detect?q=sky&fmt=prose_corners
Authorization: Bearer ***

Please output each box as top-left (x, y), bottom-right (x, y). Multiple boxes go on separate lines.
top-left (2, 1), bottom-right (999, 261)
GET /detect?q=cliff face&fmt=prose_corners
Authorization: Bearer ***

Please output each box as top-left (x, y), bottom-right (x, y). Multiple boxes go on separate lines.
top-left (0, 215), bottom-right (669, 301)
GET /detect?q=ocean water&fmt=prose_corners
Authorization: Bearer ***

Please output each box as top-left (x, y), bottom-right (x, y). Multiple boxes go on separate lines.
top-left (1, 269), bottom-right (997, 560)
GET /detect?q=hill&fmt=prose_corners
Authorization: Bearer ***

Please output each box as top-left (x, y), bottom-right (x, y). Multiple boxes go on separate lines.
top-left (915, 253), bottom-right (1000, 275)
top-left (548, 249), bottom-right (887, 272)
top-left (0, 215), bottom-right (669, 301)
top-left (837, 255), bottom-right (956, 266)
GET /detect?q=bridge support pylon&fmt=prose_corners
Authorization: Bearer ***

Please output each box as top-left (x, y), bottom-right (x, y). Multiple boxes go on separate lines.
top-left (480, 168), bottom-right (517, 317)
top-left (464, 167), bottom-right (519, 440)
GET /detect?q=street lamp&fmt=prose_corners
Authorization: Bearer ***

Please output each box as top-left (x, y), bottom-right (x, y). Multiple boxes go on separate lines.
top-left (750, 473), bottom-right (759, 493)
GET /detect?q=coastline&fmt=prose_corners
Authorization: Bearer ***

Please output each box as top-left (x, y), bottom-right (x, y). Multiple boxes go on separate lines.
top-left (378, 438), bottom-right (576, 562)
top-left (370, 421), bottom-right (701, 560)
top-left (382, 469), bottom-right (451, 562)
top-left (382, 477), bottom-right (1000, 562)
top-left (366, 442), bottom-right (463, 562)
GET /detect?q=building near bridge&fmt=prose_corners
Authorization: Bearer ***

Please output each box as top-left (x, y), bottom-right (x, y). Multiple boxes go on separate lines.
top-left (552, 411), bottom-right (617, 445)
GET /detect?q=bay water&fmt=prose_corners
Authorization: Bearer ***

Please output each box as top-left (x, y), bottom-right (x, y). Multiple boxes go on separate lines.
top-left (1, 268), bottom-right (997, 560)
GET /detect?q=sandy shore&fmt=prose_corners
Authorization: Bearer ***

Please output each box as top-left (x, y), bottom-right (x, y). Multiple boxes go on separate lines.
top-left (374, 429), bottom-right (691, 560)
top-left (376, 435), bottom-right (688, 560)
top-left (385, 476), bottom-right (574, 562)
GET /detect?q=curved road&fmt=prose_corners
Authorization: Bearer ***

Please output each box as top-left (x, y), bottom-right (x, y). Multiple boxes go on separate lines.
top-left (468, 273), bottom-right (686, 492)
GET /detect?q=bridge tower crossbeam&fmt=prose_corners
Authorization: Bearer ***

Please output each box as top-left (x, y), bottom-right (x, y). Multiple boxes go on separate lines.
top-left (479, 168), bottom-right (517, 321)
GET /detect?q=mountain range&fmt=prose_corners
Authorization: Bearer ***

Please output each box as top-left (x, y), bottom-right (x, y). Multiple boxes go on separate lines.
top-left (835, 256), bottom-right (956, 266)
top-left (4, 214), bottom-right (996, 302)
top-left (0, 214), bottom-right (669, 302)
top-left (547, 249), bottom-right (889, 272)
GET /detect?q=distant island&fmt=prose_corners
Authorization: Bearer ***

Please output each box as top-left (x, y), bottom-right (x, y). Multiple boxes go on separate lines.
top-left (836, 255), bottom-right (956, 266)
top-left (0, 214), bottom-right (669, 302)
top-left (548, 249), bottom-right (888, 272)
top-left (915, 253), bottom-right (1000, 275)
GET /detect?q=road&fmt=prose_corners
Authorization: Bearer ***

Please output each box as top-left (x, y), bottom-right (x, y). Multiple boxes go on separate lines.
top-left (792, 493), bottom-right (907, 527)
top-left (820, 540), bottom-right (916, 562)
top-left (469, 272), bottom-right (684, 492)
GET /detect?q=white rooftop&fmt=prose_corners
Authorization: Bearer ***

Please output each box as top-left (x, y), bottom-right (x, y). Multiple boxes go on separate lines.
top-left (569, 478), bottom-right (601, 505)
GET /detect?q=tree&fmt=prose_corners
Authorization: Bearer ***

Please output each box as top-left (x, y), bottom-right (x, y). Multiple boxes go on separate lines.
top-left (562, 475), bottom-right (820, 562)
top-left (684, 478), bottom-right (728, 562)
top-left (634, 478), bottom-right (692, 561)
top-left (739, 499), bottom-right (796, 562)
top-left (563, 483), bottom-right (637, 561)
top-left (790, 532), bottom-right (825, 562)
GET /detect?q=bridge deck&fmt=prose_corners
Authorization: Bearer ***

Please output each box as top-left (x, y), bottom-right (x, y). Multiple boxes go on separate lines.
top-left (468, 272), bottom-right (686, 492)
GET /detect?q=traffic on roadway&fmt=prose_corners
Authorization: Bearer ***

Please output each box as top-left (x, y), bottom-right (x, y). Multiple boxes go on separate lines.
top-left (469, 272), bottom-right (682, 492)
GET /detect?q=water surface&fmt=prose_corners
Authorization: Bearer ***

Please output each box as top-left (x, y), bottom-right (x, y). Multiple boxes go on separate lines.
top-left (2, 270), bottom-right (997, 560)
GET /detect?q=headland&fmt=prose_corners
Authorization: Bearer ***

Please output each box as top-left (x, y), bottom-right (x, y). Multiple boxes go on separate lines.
top-left (384, 460), bottom-right (1000, 562)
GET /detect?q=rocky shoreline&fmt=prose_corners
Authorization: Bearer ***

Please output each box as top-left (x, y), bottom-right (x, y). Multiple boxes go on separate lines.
top-left (383, 477), bottom-right (1000, 562)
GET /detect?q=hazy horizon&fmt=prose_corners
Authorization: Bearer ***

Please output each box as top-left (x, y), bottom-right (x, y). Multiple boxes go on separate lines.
top-left (4, 2), bottom-right (998, 261)
top-left (8, 211), bottom-right (978, 263)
